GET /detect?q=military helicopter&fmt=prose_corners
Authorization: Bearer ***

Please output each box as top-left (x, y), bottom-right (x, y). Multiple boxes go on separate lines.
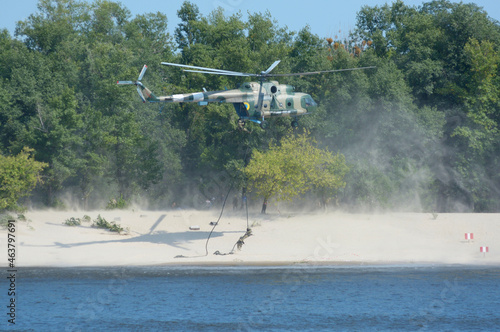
top-left (117, 60), bottom-right (374, 129)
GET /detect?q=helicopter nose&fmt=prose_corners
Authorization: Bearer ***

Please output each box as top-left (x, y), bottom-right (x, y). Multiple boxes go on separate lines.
top-left (302, 95), bottom-right (318, 112)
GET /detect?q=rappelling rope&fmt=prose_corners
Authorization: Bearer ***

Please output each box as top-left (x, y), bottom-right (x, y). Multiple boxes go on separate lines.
top-left (229, 195), bottom-right (251, 253)
top-left (204, 182), bottom-right (233, 256)
top-left (173, 183), bottom-right (235, 259)
top-left (207, 176), bottom-right (253, 256)
top-left (177, 145), bottom-right (252, 258)
top-left (211, 146), bottom-right (252, 256)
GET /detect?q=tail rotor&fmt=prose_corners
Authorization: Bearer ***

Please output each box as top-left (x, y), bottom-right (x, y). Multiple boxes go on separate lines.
top-left (117, 65), bottom-right (148, 102)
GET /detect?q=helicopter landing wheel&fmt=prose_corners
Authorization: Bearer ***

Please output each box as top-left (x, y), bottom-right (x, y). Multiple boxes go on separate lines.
top-left (260, 121), bottom-right (268, 129)
top-left (291, 120), bottom-right (299, 128)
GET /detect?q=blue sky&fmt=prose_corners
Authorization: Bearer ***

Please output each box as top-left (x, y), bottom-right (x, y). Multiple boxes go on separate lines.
top-left (1, 0), bottom-right (499, 39)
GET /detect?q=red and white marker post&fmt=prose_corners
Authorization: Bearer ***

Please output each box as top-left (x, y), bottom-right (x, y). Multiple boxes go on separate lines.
top-left (480, 246), bottom-right (489, 257)
top-left (465, 233), bottom-right (473, 243)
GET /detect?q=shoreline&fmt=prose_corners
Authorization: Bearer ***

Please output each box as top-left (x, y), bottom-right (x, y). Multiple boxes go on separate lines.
top-left (12, 261), bottom-right (500, 270)
top-left (2, 210), bottom-right (499, 268)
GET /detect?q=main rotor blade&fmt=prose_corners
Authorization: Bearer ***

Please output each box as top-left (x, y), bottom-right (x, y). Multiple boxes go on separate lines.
top-left (270, 66), bottom-right (377, 77)
top-left (138, 65), bottom-right (147, 81)
top-left (183, 69), bottom-right (256, 77)
top-left (161, 62), bottom-right (249, 76)
top-left (117, 81), bottom-right (134, 85)
top-left (262, 60), bottom-right (281, 75)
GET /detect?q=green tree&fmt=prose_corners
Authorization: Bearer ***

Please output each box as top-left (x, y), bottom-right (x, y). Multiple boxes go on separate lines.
top-left (15, 0), bottom-right (89, 54)
top-left (447, 37), bottom-right (500, 211)
top-left (175, 1), bottom-right (200, 50)
top-left (245, 131), bottom-right (349, 213)
top-left (459, 37), bottom-right (499, 143)
top-left (0, 147), bottom-right (47, 211)
top-left (353, 0), bottom-right (500, 211)
top-left (246, 11), bottom-right (294, 67)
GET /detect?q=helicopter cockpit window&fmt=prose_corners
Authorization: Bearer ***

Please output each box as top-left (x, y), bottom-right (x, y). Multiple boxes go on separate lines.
top-left (305, 97), bottom-right (316, 106)
top-left (302, 96), bottom-right (317, 108)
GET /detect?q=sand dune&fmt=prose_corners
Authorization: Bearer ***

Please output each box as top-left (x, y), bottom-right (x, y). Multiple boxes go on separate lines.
top-left (2, 209), bottom-right (499, 267)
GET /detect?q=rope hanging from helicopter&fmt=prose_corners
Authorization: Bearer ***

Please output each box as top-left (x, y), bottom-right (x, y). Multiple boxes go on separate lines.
top-left (174, 145), bottom-right (252, 259)
top-left (212, 186), bottom-right (252, 256)
top-left (208, 145), bottom-right (252, 256)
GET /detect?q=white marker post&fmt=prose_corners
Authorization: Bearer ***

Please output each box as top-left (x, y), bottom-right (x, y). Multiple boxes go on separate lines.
top-left (480, 246), bottom-right (489, 258)
top-left (465, 233), bottom-right (473, 243)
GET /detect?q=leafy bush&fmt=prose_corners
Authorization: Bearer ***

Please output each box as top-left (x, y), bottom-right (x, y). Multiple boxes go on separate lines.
top-left (64, 217), bottom-right (81, 226)
top-left (63, 215), bottom-right (92, 226)
top-left (0, 214), bottom-right (15, 229)
top-left (91, 214), bottom-right (124, 233)
top-left (1, 213), bottom-right (31, 229)
top-left (106, 195), bottom-right (128, 210)
top-left (64, 214), bottom-right (124, 233)
top-left (0, 148), bottom-right (47, 212)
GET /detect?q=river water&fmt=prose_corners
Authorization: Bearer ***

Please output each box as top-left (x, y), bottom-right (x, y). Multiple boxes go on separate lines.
top-left (4, 265), bottom-right (500, 331)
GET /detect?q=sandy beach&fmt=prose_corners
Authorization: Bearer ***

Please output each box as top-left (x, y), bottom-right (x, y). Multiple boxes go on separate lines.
top-left (2, 209), bottom-right (499, 267)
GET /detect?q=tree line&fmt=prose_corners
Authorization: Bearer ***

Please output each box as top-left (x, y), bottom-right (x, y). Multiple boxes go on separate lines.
top-left (0, 0), bottom-right (499, 212)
